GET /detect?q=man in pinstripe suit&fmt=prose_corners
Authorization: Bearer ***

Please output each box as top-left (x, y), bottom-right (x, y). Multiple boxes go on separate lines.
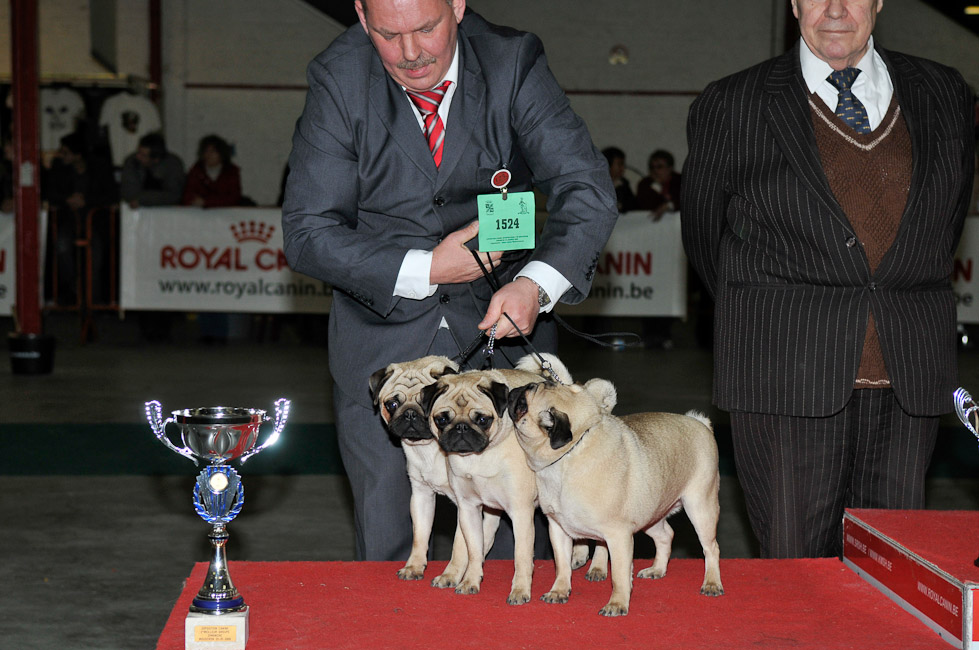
top-left (682, 0), bottom-right (975, 558)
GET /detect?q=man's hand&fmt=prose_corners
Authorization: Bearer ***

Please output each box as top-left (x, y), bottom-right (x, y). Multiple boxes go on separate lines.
top-left (430, 220), bottom-right (502, 285)
top-left (479, 276), bottom-right (539, 338)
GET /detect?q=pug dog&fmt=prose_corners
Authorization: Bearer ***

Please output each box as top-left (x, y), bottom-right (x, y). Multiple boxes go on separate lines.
top-left (507, 378), bottom-right (724, 616)
top-left (420, 353), bottom-right (578, 605)
top-left (369, 355), bottom-right (502, 588)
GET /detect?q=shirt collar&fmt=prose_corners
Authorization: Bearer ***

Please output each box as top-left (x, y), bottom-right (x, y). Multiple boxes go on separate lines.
top-left (798, 35), bottom-right (881, 93)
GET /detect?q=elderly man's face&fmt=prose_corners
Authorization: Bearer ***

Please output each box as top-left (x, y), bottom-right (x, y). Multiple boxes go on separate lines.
top-left (791, 0), bottom-right (883, 70)
top-left (356, 0), bottom-right (465, 93)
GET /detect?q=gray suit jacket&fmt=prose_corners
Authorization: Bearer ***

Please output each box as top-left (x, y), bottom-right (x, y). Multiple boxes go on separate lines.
top-left (282, 11), bottom-right (618, 407)
top-left (682, 44), bottom-right (975, 417)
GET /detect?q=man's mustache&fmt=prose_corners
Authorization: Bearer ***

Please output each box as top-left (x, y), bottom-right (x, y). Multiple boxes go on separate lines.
top-left (397, 55), bottom-right (436, 71)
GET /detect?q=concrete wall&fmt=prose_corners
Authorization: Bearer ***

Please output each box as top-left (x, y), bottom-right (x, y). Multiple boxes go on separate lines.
top-left (160, 0), bottom-right (343, 205)
top-left (1, 0), bottom-right (977, 203)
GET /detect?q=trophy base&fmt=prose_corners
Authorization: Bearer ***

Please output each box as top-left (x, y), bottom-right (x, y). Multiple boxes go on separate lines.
top-left (185, 607), bottom-right (249, 650)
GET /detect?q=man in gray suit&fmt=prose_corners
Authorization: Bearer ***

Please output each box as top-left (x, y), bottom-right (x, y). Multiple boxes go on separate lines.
top-left (282, 0), bottom-right (617, 561)
top-left (682, 0), bottom-right (974, 558)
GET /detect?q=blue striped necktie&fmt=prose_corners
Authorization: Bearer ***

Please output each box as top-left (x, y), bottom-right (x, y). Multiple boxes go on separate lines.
top-left (827, 67), bottom-right (871, 134)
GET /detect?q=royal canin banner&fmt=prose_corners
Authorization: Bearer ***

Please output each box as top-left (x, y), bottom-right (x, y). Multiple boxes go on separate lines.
top-left (119, 205), bottom-right (331, 313)
top-left (557, 210), bottom-right (687, 317)
top-left (953, 216), bottom-right (979, 324)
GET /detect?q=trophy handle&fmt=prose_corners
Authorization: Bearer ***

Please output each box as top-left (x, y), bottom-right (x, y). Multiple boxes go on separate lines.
top-left (954, 388), bottom-right (979, 439)
top-left (239, 398), bottom-right (290, 464)
top-left (145, 400), bottom-right (199, 465)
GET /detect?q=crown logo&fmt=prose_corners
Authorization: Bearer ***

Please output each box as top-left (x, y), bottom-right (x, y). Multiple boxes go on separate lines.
top-left (230, 221), bottom-right (275, 244)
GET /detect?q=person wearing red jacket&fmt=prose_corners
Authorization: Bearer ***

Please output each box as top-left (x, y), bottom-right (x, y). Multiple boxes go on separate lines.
top-left (181, 134), bottom-right (241, 208)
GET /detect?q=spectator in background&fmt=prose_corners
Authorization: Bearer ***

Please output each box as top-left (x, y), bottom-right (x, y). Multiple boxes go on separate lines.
top-left (42, 131), bottom-right (118, 305)
top-left (120, 132), bottom-right (184, 340)
top-left (636, 149), bottom-right (682, 217)
top-left (181, 134), bottom-right (242, 208)
top-left (120, 132), bottom-right (185, 208)
top-left (602, 146), bottom-right (635, 212)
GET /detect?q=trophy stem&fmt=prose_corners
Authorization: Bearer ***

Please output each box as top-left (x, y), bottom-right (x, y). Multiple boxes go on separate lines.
top-left (190, 523), bottom-right (246, 614)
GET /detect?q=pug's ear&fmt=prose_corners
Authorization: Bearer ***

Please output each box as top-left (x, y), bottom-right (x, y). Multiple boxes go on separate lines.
top-left (480, 381), bottom-right (510, 417)
top-left (583, 378), bottom-right (617, 413)
top-left (545, 408), bottom-right (574, 449)
top-left (368, 366), bottom-right (393, 407)
top-left (431, 364), bottom-right (459, 380)
top-left (420, 382), bottom-right (448, 417)
top-left (507, 384), bottom-right (532, 423)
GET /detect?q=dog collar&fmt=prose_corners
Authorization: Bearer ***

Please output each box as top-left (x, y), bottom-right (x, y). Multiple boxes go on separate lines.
top-left (541, 424), bottom-right (594, 469)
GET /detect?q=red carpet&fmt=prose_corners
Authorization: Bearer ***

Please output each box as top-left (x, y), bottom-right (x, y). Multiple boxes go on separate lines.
top-left (157, 559), bottom-right (948, 649)
top-left (849, 509), bottom-right (979, 580)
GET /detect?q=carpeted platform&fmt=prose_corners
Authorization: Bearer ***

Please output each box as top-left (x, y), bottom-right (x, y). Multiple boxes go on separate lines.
top-left (157, 559), bottom-right (948, 649)
top-left (849, 509), bottom-right (979, 581)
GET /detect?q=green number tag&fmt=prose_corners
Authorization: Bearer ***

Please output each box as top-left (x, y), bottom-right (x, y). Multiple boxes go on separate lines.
top-left (476, 191), bottom-right (535, 251)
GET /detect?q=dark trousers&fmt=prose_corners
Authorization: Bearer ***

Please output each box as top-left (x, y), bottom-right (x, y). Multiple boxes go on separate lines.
top-left (334, 327), bottom-right (552, 562)
top-left (731, 388), bottom-right (938, 559)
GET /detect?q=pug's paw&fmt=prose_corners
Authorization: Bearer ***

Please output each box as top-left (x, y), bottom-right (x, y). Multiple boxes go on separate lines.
top-left (637, 567), bottom-right (666, 580)
top-left (599, 600), bottom-right (629, 617)
top-left (506, 588), bottom-right (531, 605)
top-left (541, 589), bottom-right (570, 604)
top-left (455, 580), bottom-right (481, 595)
top-left (700, 582), bottom-right (724, 597)
top-left (585, 567), bottom-right (607, 582)
top-left (397, 565), bottom-right (426, 581)
top-left (431, 572), bottom-right (459, 589)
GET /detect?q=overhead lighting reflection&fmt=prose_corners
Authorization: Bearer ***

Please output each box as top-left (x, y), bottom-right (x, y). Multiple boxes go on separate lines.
top-left (966, 6), bottom-right (979, 15)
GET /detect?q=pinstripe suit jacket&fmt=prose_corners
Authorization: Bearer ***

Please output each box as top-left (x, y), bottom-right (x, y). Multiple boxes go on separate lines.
top-left (681, 44), bottom-right (975, 417)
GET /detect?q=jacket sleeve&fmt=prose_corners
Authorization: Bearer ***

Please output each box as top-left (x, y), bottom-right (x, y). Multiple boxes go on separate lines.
top-left (280, 58), bottom-right (412, 316)
top-left (508, 34), bottom-right (619, 304)
top-left (681, 80), bottom-right (731, 299)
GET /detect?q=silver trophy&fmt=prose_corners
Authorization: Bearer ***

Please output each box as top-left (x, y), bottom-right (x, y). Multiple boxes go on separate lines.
top-left (953, 387), bottom-right (979, 567)
top-left (145, 399), bottom-right (290, 615)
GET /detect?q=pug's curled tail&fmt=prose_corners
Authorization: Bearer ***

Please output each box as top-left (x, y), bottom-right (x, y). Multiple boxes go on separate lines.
top-left (515, 352), bottom-right (573, 385)
top-left (684, 410), bottom-right (713, 432)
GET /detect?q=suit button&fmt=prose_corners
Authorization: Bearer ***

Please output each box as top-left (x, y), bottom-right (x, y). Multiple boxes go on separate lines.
top-left (846, 237), bottom-right (857, 248)
top-left (440, 294), bottom-right (450, 304)
top-left (869, 282), bottom-right (877, 291)
top-left (434, 196), bottom-right (445, 207)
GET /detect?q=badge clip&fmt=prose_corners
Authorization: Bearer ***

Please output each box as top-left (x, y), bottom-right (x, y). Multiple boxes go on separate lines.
top-left (491, 168), bottom-right (511, 200)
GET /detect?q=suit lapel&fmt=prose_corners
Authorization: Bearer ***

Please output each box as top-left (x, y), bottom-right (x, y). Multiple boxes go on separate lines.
top-left (435, 32), bottom-right (485, 192)
top-left (880, 48), bottom-right (932, 228)
top-left (763, 46), bottom-right (851, 230)
top-left (367, 54), bottom-right (439, 184)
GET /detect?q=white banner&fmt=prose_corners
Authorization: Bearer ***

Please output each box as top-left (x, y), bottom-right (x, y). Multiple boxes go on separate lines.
top-left (0, 211), bottom-right (47, 318)
top-left (119, 205), bottom-right (331, 313)
top-left (558, 210), bottom-right (687, 317)
top-left (953, 216), bottom-right (979, 323)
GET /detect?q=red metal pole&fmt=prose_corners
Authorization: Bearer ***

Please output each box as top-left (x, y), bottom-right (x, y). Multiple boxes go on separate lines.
top-left (10, 0), bottom-right (42, 335)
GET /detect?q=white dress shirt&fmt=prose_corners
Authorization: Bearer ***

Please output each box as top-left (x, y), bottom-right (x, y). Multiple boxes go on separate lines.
top-left (393, 44), bottom-right (570, 314)
top-left (798, 36), bottom-right (893, 132)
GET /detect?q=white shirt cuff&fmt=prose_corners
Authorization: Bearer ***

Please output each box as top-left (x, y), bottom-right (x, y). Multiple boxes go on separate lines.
top-left (394, 249), bottom-right (438, 300)
top-left (516, 261), bottom-right (571, 314)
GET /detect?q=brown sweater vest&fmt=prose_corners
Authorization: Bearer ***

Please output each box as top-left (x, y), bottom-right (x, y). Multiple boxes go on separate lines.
top-left (809, 93), bottom-right (912, 389)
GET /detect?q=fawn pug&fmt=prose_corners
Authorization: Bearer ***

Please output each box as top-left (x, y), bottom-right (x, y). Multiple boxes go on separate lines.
top-left (419, 354), bottom-right (580, 605)
top-left (507, 378), bottom-right (724, 616)
top-left (370, 355), bottom-right (502, 587)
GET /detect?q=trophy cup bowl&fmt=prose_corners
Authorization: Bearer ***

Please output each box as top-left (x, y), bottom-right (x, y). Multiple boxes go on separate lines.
top-left (145, 398), bottom-right (290, 619)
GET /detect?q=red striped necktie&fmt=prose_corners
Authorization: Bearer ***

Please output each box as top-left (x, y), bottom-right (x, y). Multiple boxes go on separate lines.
top-left (405, 80), bottom-right (452, 167)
